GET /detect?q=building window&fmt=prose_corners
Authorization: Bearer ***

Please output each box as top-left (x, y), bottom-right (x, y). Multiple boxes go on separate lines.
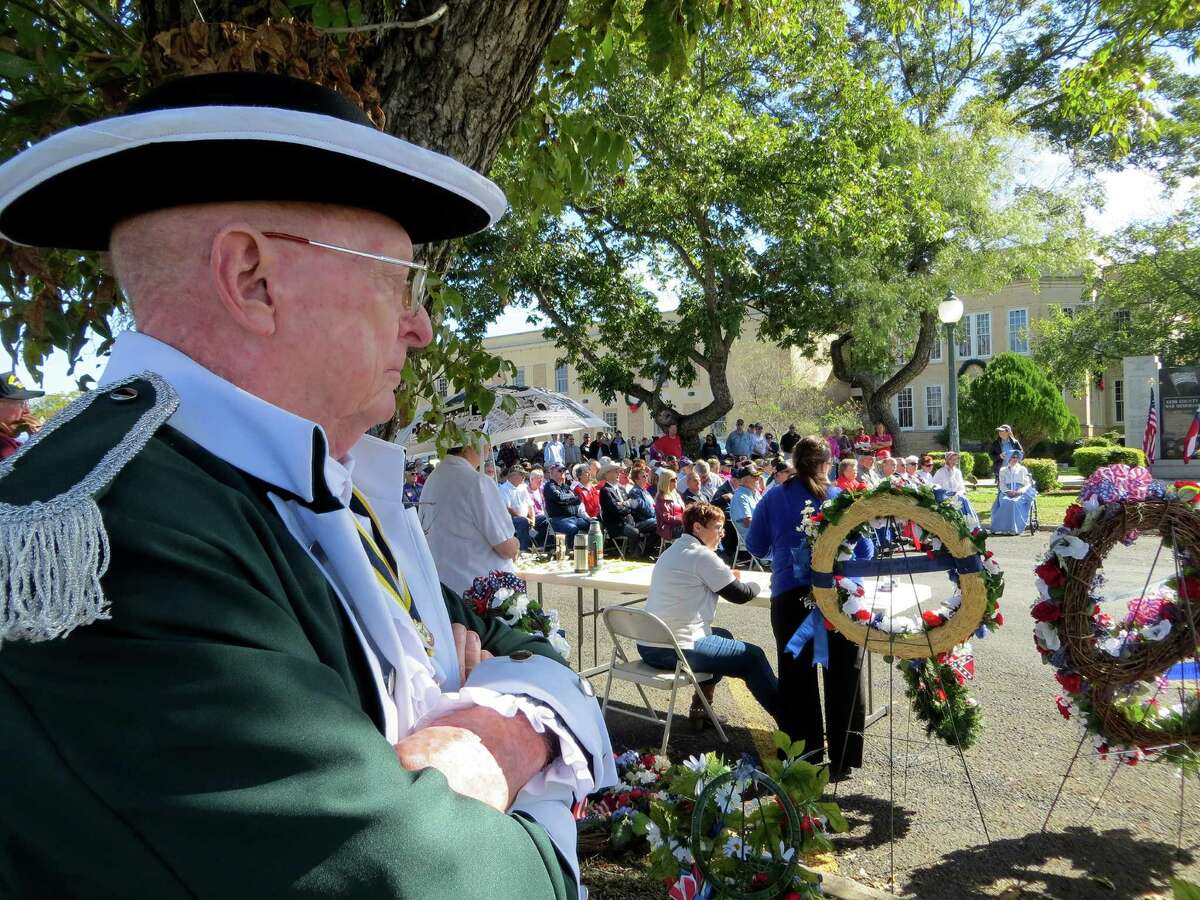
top-left (435, 376), bottom-right (448, 398)
top-left (1114, 379), bottom-right (1124, 423)
top-left (1061, 306), bottom-right (1075, 318)
top-left (1114, 309), bottom-right (1132, 328)
top-left (925, 385), bottom-right (944, 429)
top-left (514, 367), bottom-right (526, 387)
top-left (974, 313), bottom-right (991, 357)
top-left (1008, 308), bottom-right (1029, 353)
top-left (555, 364), bottom-right (568, 393)
top-left (895, 387), bottom-right (914, 431)
top-left (930, 338), bottom-right (942, 363)
top-left (958, 317), bottom-right (971, 358)
top-left (603, 412), bottom-right (618, 429)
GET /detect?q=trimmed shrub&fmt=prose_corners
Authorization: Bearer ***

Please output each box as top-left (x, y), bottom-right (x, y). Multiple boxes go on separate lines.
top-left (1082, 436), bottom-right (1113, 447)
top-left (1072, 445), bottom-right (1149, 477)
top-left (1108, 446), bottom-right (1147, 468)
top-left (1024, 458), bottom-right (1060, 493)
top-left (1072, 447), bottom-right (1112, 477)
top-left (973, 451), bottom-right (992, 479)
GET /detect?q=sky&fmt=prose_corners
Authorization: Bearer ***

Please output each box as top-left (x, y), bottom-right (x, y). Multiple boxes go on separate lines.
top-left (17, 155), bottom-right (1197, 397)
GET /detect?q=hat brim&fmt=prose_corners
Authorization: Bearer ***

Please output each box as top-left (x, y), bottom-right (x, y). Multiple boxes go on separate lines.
top-left (0, 106), bottom-right (507, 250)
top-left (1, 387), bottom-right (44, 400)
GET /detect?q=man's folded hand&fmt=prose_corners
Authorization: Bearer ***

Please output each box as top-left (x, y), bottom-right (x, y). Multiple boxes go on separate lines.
top-left (394, 705), bottom-right (553, 811)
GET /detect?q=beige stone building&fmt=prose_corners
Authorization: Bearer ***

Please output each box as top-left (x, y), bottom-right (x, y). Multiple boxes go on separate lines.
top-left (891, 275), bottom-right (1126, 447)
top-left (477, 275), bottom-right (1126, 449)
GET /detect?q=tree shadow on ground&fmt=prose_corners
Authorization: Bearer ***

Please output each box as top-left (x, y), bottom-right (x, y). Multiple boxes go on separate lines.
top-left (601, 699), bottom-right (760, 762)
top-left (904, 826), bottom-right (1193, 899)
top-left (826, 792), bottom-right (915, 852)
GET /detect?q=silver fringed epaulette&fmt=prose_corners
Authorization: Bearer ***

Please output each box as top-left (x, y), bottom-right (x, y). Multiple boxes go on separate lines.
top-left (0, 372), bottom-right (179, 644)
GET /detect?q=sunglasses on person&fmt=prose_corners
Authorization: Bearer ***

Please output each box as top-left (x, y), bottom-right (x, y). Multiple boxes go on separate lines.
top-left (264, 231), bottom-right (429, 314)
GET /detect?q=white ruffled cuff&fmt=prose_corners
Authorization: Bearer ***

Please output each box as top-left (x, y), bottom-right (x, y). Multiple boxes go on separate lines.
top-left (415, 685), bottom-right (596, 803)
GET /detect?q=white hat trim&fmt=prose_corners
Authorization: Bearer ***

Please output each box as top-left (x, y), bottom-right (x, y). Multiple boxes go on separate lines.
top-left (0, 105), bottom-right (508, 245)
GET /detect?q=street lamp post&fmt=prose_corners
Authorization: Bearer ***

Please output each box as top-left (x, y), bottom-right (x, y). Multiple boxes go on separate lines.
top-left (938, 290), bottom-right (964, 453)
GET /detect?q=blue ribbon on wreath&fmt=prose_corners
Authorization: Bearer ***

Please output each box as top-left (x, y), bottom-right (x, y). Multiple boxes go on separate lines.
top-left (785, 607), bottom-right (829, 668)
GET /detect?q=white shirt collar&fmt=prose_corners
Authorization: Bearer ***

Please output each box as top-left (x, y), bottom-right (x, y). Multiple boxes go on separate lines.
top-left (98, 331), bottom-right (398, 508)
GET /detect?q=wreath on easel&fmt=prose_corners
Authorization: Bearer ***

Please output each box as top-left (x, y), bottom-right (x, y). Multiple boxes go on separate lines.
top-left (803, 482), bottom-right (1006, 748)
top-left (1031, 466), bottom-right (1200, 769)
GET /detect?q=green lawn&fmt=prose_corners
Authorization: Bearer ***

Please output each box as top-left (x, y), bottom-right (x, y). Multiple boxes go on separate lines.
top-left (964, 487), bottom-right (1079, 528)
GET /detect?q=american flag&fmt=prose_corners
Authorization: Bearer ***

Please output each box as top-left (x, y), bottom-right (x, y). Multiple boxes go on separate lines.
top-left (1186, 406), bottom-right (1200, 465)
top-left (1142, 389), bottom-right (1158, 465)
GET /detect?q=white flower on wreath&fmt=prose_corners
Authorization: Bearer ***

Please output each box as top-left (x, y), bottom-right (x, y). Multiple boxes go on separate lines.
top-left (712, 781), bottom-right (742, 811)
top-left (982, 556), bottom-right (1002, 575)
top-left (1142, 619), bottom-right (1173, 642)
top-left (1099, 635), bottom-right (1126, 657)
top-left (671, 841), bottom-right (694, 865)
top-left (946, 591), bottom-right (963, 611)
top-left (645, 820), bottom-right (664, 850)
top-left (723, 834), bottom-right (747, 859)
top-left (548, 630), bottom-right (571, 658)
top-left (636, 769), bottom-right (659, 785)
top-left (1050, 535), bottom-right (1090, 561)
top-left (490, 587), bottom-right (514, 609)
top-left (652, 755), bottom-right (671, 772)
top-left (1034, 621), bottom-right (1061, 651)
top-left (681, 754), bottom-right (707, 774)
top-left (509, 592), bottom-right (531, 618)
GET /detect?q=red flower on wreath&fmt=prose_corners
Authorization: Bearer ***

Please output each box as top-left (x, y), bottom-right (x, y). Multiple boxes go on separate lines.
top-left (995, 612), bottom-right (1005, 626)
top-left (641, 754), bottom-right (656, 769)
top-left (922, 610), bottom-right (945, 628)
top-left (811, 512), bottom-right (825, 522)
top-left (1063, 504), bottom-right (1086, 529)
top-left (853, 610), bottom-right (871, 622)
top-left (1055, 696), bottom-right (1072, 719)
top-left (1031, 601), bottom-right (1061, 623)
top-left (1035, 560), bottom-right (1066, 589)
top-left (1055, 671), bottom-right (1083, 695)
top-left (935, 688), bottom-right (948, 702)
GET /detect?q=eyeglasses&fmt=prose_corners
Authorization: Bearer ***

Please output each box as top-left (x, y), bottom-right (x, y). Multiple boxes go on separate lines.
top-left (263, 231), bottom-right (429, 313)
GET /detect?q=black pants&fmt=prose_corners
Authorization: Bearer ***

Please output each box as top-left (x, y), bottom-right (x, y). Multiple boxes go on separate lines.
top-left (770, 586), bottom-right (865, 771)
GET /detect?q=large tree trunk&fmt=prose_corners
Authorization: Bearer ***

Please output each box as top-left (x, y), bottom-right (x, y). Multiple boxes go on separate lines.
top-left (140, 1), bottom-right (567, 271)
top-left (830, 309), bottom-right (939, 454)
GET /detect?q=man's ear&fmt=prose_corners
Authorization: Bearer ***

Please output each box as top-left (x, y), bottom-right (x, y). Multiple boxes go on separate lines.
top-left (210, 224), bottom-right (277, 336)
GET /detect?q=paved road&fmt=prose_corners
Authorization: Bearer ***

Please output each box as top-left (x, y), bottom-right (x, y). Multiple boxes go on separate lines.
top-left (534, 533), bottom-right (1200, 898)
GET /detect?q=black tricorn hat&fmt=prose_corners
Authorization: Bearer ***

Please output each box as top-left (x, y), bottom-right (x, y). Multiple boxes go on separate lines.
top-left (0, 72), bottom-right (507, 250)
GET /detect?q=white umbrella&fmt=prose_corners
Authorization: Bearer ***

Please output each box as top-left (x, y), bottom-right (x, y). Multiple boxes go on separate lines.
top-left (398, 384), bottom-right (609, 455)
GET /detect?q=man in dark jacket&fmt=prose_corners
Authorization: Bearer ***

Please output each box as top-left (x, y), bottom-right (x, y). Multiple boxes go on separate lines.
top-left (542, 464), bottom-right (591, 542)
top-left (597, 462), bottom-right (654, 556)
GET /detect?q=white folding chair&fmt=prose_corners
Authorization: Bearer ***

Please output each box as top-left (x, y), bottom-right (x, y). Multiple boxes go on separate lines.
top-left (600, 607), bottom-right (728, 754)
top-left (732, 527), bottom-right (768, 572)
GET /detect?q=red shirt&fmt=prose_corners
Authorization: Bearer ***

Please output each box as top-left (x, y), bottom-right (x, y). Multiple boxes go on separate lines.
top-left (836, 475), bottom-right (866, 492)
top-left (653, 434), bottom-right (683, 460)
top-left (0, 433), bottom-right (20, 460)
top-left (654, 494), bottom-right (684, 540)
top-left (573, 483), bottom-right (600, 518)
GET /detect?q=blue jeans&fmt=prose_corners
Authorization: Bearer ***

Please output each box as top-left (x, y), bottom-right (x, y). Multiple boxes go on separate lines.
top-left (638, 627), bottom-right (779, 721)
top-left (512, 516), bottom-right (532, 551)
top-left (551, 515), bottom-right (590, 543)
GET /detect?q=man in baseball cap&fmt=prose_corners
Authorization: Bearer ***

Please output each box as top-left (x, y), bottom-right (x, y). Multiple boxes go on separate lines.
top-left (0, 72), bottom-right (612, 897)
top-left (0, 372), bottom-right (44, 460)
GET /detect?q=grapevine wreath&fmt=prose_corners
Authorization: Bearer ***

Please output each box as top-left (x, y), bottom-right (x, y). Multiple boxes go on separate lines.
top-left (1031, 466), bottom-right (1200, 768)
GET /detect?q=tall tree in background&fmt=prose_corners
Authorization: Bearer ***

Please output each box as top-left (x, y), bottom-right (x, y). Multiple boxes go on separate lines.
top-left (825, 0), bottom-right (1199, 432)
top-left (1034, 204), bottom-right (1200, 390)
top-left (452, 7), bottom-right (938, 451)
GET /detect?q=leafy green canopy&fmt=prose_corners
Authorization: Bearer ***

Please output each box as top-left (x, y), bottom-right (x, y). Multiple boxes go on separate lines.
top-left (1034, 205), bottom-right (1200, 391)
top-left (455, 6), bottom-right (950, 442)
top-left (960, 351), bottom-right (1080, 447)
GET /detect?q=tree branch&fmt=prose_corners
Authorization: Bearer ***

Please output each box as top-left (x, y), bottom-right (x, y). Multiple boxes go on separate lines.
top-left (317, 4), bottom-right (448, 34)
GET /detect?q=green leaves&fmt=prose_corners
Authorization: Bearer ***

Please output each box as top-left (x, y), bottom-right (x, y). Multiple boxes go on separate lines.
top-left (960, 352), bottom-right (1081, 449)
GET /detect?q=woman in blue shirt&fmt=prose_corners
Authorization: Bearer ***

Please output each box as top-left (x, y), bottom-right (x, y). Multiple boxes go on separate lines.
top-left (746, 436), bottom-right (865, 778)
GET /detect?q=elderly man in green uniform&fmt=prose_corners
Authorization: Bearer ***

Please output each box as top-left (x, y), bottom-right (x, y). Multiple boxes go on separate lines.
top-left (0, 72), bottom-right (613, 898)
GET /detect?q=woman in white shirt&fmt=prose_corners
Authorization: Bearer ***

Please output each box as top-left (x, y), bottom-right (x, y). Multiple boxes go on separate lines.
top-left (638, 503), bottom-right (780, 728)
top-left (990, 449), bottom-right (1036, 535)
top-left (931, 450), bottom-right (979, 528)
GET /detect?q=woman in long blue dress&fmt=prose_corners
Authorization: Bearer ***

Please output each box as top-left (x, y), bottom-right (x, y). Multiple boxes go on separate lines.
top-left (990, 450), bottom-right (1036, 534)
